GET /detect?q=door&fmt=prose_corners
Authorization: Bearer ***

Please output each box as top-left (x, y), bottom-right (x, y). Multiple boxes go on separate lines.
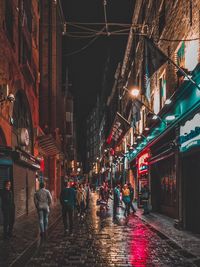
top-left (0, 165), bottom-right (12, 224)
top-left (183, 153), bottom-right (200, 233)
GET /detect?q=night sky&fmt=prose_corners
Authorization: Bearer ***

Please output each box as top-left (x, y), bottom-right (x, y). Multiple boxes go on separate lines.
top-left (61, 0), bottom-right (135, 163)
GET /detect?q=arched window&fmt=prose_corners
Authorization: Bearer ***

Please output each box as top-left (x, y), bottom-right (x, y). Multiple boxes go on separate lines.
top-left (12, 91), bottom-right (33, 153)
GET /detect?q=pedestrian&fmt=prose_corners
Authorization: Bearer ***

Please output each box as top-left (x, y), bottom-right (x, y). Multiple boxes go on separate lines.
top-left (84, 183), bottom-right (91, 210)
top-left (113, 184), bottom-right (120, 221)
top-left (122, 184), bottom-right (131, 217)
top-left (128, 183), bottom-right (136, 214)
top-left (60, 181), bottom-right (76, 235)
top-left (1, 180), bottom-right (15, 239)
top-left (34, 181), bottom-right (52, 239)
top-left (141, 184), bottom-right (150, 215)
top-left (76, 183), bottom-right (86, 219)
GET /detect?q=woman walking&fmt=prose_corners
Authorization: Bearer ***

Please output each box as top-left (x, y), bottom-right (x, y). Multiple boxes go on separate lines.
top-left (122, 184), bottom-right (131, 217)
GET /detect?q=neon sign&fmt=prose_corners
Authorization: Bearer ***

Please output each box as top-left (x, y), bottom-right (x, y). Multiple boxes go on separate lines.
top-left (138, 152), bottom-right (149, 175)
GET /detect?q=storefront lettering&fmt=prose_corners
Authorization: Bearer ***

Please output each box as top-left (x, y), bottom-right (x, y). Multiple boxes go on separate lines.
top-left (179, 113), bottom-right (200, 152)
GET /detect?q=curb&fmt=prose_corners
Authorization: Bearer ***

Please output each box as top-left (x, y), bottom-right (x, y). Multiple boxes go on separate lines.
top-left (136, 214), bottom-right (200, 266)
top-left (9, 215), bottom-right (61, 267)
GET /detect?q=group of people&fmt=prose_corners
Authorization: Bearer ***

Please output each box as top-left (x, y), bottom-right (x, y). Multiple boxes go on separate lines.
top-left (1, 178), bottom-right (150, 240)
top-left (60, 181), bottom-right (91, 235)
top-left (34, 180), bottom-right (91, 238)
top-left (113, 183), bottom-right (136, 220)
top-left (113, 183), bottom-right (150, 220)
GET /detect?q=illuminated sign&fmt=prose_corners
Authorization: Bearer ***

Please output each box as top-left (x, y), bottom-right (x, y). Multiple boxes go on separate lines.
top-left (138, 152), bottom-right (149, 175)
top-left (179, 113), bottom-right (200, 152)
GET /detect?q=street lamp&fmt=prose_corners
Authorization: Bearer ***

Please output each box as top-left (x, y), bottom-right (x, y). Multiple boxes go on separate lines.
top-left (123, 86), bottom-right (167, 125)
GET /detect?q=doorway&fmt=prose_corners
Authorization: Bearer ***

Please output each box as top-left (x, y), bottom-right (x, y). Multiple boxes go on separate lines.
top-left (0, 164), bottom-right (13, 224)
top-left (183, 153), bottom-right (200, 233)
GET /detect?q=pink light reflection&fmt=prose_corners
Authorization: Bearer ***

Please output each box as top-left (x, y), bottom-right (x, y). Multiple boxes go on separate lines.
top-left (129, 226), bottom-right (149, 266)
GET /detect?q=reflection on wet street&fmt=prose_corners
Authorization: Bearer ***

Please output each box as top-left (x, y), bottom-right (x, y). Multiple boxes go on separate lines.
top-left (26, 194), bottom-right (196, 267)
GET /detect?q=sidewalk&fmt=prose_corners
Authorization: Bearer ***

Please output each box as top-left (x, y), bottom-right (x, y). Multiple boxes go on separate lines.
top-left (135, 209), bottom-right (200, 258)
top-left (0, 203), bottom-right (61, 267)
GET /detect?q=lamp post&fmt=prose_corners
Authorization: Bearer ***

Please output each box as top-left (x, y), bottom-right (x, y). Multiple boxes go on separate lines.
top-left (123, 87), bottom-right (167, 125)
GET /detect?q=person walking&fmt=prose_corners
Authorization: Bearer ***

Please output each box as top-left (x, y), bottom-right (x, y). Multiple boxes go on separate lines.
top-left (77, 183), bottom-right (86, 219)
top-left (84, 183), bottom-right (91, 210)
top-left (113, 184), bottom-right (121, 221)
top-left (122, 184), bottom-right (131, 217)
top-left (1, 180), bottom-right (15, 239)
top-left (128, 183), bottom-right (136, 214)
top-left (141, 184), bottom-right (150, 215)
top-left (34, 182), bottom-right (52, 239)
top-left (60, 181), bottom-right (76, 235)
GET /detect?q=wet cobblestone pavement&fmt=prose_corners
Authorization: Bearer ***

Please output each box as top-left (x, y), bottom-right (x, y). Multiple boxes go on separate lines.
top-left (26, 194), bottom-right (199, 267)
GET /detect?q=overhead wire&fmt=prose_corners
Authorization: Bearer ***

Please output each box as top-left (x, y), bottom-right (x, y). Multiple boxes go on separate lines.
top-left (103, 0), bottom-right (109, 36)
top-left (64, 27), bottom-right (105, 57)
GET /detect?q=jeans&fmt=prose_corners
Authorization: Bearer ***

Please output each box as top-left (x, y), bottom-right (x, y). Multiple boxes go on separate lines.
top-left (130, 199), bottom-right (136, 212)
top-left (143, 200), bottom-right (149, 214)
top-left (62, 205), bottom-right (74, 232)
top-left (38, 209), bottom-right (49, 233)
top-left (124, 202), bottom-right (130, 216)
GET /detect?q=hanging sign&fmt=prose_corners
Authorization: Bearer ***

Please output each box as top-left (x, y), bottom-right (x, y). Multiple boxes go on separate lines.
top-left (106, 112), bottom-right (130, 148)
top-left (179, 113), bottom-right (200, 152)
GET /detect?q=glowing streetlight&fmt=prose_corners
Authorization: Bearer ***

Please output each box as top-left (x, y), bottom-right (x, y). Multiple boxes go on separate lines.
top-left (130, 88), bottom-right (140, 97)
top-left (165, 99), bottom-right (172, 105)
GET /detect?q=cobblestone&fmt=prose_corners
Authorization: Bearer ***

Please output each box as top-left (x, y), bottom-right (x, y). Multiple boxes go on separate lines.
top-left (26, 194), bottom-right (199, 267)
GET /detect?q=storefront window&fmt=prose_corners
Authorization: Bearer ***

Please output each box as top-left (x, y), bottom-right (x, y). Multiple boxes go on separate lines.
top-left (159, 157), bottom-right (176, 207)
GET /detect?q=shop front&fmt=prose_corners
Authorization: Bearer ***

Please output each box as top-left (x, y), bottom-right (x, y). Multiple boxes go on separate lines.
top-left (149, 129), bottom-right (177, 218)
top-left (180, 110), bottom-right (200, 233)
top-left (137, 150), bottom-right (150, 207)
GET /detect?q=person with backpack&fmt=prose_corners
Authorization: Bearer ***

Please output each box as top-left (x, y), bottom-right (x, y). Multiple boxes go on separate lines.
top-left (34, 182), bottom-right (52, 239)
top-left (60, 181), bottom-right (76, 235)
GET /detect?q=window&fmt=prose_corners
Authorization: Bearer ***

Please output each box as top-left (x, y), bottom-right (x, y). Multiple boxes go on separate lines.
top-left (185, 40), bottom-right (198, 71)
top-left (159, 71), bottom-right (166, 108)
top-left (5, 0), bottom-right (14, 43)
top-left (176, 42), bottom-right (185, 68)
top-left (158, 0), bottom-right (166, 36)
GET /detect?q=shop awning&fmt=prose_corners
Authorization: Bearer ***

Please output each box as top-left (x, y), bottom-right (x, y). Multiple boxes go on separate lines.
top-left (37, 135), bottom-right (60, 156)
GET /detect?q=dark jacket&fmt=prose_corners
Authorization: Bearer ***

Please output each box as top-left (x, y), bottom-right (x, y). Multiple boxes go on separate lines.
top-left (1, 189), bottom-right (15, 212)
top-left (60, 187), bottom-right (76, 208)
top-left (113, 187), bottom-right (120, 206)
top-left (141, 187), bottom-right (150, 200)
top-left (129, 186), bottom-right (134, 201)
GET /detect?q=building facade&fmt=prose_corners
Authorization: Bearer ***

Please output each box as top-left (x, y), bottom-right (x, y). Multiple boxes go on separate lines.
top-left (119, 0), bottom-right (200, 233)
top-left (0, 0), bottom-right (41, 220)
top-left (38, 0), bottom-right (67, 201)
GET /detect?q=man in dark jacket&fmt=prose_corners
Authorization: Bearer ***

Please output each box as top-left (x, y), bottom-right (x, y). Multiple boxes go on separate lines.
top-left (113, 184), bottom-right (120, 221)
top-left (128, 183), bottom-right (136, 213)
top-left (1, 180), bottom-right (15, 239)
top-left (60, 181), bottom-right (76, 234)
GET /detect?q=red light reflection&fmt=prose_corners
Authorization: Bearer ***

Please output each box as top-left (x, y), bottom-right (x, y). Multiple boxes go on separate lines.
top-left (129, 226), bottom-right (149, 266)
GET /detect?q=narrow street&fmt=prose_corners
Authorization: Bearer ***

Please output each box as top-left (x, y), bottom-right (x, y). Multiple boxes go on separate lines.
top-left (26, 194), bottom-right (197, 267)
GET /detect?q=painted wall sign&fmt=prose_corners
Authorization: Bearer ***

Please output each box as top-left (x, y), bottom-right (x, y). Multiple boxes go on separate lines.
top-left (179, 113), bottom-right (200, 152)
